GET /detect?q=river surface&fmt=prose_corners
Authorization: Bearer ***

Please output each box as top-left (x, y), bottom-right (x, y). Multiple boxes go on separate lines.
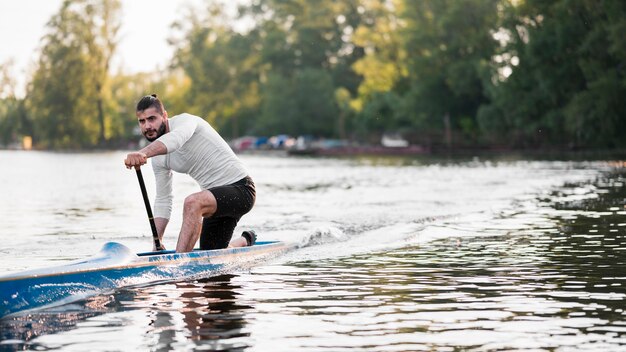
top-left (0, 150), bottom-right (625, 351)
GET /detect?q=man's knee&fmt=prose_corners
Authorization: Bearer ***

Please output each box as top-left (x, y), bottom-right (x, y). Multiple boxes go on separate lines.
top-left (183, 191), bottom-right (216, 217)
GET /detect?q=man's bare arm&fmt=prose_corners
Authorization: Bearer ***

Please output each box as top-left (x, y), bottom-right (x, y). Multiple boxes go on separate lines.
top-left (124, 141), bottom-right (168, 169)
top-left (140, 140), bottom-right (167, 158)
top-left (154, 217), bottom-right (169, 250)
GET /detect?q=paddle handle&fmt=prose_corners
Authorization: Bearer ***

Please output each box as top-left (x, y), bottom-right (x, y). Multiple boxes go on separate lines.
top-left (135, 167), bottom-right (164, 251)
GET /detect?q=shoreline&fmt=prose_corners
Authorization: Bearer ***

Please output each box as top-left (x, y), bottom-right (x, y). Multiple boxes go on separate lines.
top-left (3, 145), bottom-right (626, 161)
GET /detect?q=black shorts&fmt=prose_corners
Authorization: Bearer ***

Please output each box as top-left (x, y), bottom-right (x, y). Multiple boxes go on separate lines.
top-left (199, 176), bottom-right (256, 250)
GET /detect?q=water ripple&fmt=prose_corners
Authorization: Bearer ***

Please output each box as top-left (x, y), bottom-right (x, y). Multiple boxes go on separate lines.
top-left (1, 153), bottom-right (625, 351)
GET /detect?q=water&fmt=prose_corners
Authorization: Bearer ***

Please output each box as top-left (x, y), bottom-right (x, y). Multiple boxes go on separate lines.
top-left (0, 150), bottom-right (625, 351)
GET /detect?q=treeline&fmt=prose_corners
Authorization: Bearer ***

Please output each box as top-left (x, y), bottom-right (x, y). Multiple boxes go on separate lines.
top-left (0, 0), bottom-right (624, 149)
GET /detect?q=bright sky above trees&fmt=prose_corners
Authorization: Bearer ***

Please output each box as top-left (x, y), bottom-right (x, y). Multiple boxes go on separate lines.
top-left (0, 0), bottom-right (204, 95)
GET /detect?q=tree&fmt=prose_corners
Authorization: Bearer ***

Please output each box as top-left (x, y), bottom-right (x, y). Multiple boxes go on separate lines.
top-left (26, 0), bottom-right (120, 148)
top-left (258, 72), bottom-right (298, 134)
top-left (0, 60), bottom-right (28, 146)
top-left (346, 0), bottom-right (409, 141)
top-left (83, 0), bottom-right (121, 145)
top-left (478, 0), bottom-right (626, 148)
top-left (247, 0), bottom-right (370, 137)
top-left (401, 0), bottom-right (499, 147)
top-left (171, 4), bottom-right (262, 138)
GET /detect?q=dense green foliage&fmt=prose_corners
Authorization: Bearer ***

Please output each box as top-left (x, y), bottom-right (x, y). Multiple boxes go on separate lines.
top-left (25, 0), bottom-right (121, 148)
top-left (0, 0), bottom-right (623, 149)
top-left (478, 0), bottom-right (626, 148)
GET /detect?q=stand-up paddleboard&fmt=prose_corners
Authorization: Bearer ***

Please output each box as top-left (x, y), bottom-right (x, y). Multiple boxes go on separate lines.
top-left (0, 240), bottom-right (295, 318)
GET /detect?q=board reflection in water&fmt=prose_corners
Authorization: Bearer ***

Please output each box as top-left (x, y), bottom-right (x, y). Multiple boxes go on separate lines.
top-left (0, 275), bottom-right (252, 351)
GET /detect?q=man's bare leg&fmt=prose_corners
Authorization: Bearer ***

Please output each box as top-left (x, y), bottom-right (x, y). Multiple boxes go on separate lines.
top-left (175, 190), bottom-right (216, 252)
top-left (175, 190), bottom-right (254, 252)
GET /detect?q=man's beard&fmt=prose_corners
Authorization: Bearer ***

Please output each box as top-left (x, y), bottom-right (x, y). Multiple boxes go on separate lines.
top-left (144, 122), bottom-right (166, 142)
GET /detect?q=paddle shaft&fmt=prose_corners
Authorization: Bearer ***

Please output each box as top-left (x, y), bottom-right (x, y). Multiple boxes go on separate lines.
top-left (135, 167), bottom-right (164, 250)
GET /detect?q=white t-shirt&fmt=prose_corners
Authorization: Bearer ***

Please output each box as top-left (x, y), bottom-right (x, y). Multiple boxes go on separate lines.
top-left (151, 113), bottom-right (248, 219)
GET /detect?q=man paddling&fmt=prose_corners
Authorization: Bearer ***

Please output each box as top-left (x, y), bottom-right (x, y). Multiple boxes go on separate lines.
top-left (124, 94), bottom-right (256, 252)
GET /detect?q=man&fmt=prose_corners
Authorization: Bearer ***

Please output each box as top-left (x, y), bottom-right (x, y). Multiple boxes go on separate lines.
top-left (124, 94), bottom-right (256, 252)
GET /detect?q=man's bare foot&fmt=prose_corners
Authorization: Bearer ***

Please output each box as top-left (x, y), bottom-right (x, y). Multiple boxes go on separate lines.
top-left (228, 230), bottom-right (257, 248)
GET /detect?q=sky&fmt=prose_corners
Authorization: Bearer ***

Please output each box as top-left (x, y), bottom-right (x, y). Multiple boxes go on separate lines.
top-left (0, 0), bottom-right (205, 96)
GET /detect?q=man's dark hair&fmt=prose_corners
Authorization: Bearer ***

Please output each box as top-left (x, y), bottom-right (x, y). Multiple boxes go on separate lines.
top-left (136, 94), bottom-right (165, 114)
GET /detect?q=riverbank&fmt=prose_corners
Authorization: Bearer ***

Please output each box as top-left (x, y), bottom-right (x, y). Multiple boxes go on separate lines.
top-left (3, 143), bottom-right (626, 162)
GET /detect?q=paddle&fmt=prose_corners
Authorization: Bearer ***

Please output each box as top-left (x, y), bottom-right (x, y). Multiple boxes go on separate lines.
top-left (135, 167), bottom-right (164, 251)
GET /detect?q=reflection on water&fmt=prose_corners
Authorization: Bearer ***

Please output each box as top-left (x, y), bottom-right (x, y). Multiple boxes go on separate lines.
top-left (0, 151), bottom-right (625, 351)
top-left (0, 275), bottom-right (251, 351)
top-left (0, 297), bottom-right (112, 350)
top-left (137, 275), bottom-right (252, 351)
top-left (1, 169), bottom-right (625, 351)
